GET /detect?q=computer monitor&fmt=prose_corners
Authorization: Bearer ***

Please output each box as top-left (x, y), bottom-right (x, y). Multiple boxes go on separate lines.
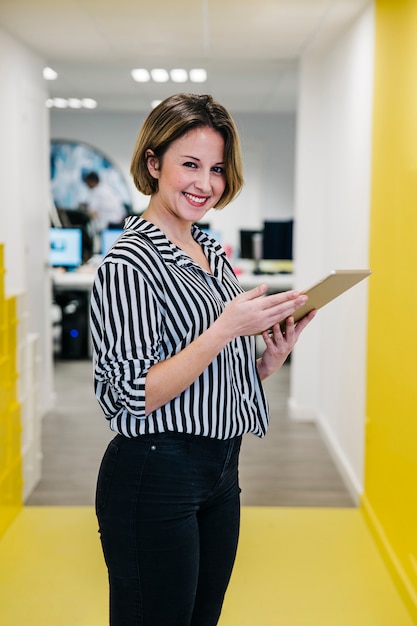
top-left (239, 229), bottom-right (263, 259)
top-left (101, 228), bottom-right (124, 254)
top-left (262, 220), bottom-right (293, 260)
top-left (49, 227), bottom-right (83, 269)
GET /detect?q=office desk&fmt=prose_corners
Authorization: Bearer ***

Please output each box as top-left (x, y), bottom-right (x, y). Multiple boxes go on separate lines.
top-left (238, 272), bottom-right (293, 292)
top-left (52, 269), bottom-right (96, 292)
top-left (52, 268), bottom-right (294, 293)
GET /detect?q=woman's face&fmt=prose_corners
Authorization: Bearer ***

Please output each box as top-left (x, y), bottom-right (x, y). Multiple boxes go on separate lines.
top-left (146, 126), bottom-right (226, 223)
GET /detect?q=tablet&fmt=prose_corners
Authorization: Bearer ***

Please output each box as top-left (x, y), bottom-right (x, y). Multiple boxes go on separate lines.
top-left (283, 269), bottom-right (372, 327)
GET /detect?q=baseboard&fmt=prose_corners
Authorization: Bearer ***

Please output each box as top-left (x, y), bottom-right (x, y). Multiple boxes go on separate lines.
top-left (361, 495), bottom-right (417, 625)
top-left (288, 397), bottom-right (362, 505)
top-left (314, 415), bottom-right (362, 506)
top-left (287, 396), bottom-right (317, 422)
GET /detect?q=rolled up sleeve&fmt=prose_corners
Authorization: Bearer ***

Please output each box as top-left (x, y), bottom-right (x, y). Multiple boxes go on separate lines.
top-left (91, 260), bottom-right (163, 421)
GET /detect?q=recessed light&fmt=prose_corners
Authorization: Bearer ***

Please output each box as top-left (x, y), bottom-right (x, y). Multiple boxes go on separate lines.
top-left (151, 68), bottom-right (169, 83)
top-left (189, 68), bottom-right (207, 83)
top-left (45, 97), bottom-right (98, 109)
top-left (170, 69), bottom-right (188, 83)
top-left (53, 98), bottom-right (68, 108)
top-left (43, 66), bottom-right (58, 80)
top-left (131, 68), bottom-right (151, 83)
top-left (82, 98), bottom-right (98, 109)
top-left (68, 98), bottom-right (83, 109)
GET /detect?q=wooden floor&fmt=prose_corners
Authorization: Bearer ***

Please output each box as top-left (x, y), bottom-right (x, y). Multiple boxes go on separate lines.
top-left (27, 359), bottom-right (354, 508)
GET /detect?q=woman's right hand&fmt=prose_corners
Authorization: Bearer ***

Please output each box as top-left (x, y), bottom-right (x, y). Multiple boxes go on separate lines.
top-left (217, 283), bottom-right (309, 340)
top-left (144, 284), bottom-right (309, 414)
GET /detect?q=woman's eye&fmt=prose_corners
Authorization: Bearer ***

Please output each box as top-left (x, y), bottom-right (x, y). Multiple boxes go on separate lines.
top-left (182, 162), bottom-right (224, 174)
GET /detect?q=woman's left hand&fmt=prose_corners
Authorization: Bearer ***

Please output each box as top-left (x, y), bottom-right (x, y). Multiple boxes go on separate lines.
top-left (256, 309), bottom-right (317, 380)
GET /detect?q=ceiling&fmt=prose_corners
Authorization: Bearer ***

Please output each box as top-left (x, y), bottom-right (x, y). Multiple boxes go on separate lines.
top-left (0, 0), bottom-right (370, 114)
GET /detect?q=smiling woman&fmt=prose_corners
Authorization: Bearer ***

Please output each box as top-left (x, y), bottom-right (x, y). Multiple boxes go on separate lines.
top-left (90, 92), bottom-right (315, 626)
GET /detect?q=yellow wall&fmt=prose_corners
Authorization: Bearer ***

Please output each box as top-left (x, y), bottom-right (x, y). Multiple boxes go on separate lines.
top-left (363, 0), bottom-right (417, 620)
top-left (0, 244), bottom-right (23, 538)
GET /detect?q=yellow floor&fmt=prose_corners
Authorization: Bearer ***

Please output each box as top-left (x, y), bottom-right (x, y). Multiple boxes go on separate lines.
top-left (0, 506), bottom-right (413, 626)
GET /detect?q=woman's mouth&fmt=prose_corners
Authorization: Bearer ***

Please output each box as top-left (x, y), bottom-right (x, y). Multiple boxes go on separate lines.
top-left (183, 192), bottom-right (208, 206)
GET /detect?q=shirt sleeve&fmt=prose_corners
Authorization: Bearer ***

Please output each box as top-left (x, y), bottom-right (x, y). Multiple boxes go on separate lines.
top-left (91, 260), bottom-right (163, 420)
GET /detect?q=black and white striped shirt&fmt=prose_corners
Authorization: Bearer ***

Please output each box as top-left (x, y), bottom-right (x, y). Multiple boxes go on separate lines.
top-left (90, 216), bottom-right (270, 439)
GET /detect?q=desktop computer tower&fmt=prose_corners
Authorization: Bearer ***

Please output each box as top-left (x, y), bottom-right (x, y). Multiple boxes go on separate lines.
top-left (55, 291), bottom-right (89, 359)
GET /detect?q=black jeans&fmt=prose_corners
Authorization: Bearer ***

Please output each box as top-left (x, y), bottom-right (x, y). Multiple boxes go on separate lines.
top-left (96, 432), bottom-right (242, 626)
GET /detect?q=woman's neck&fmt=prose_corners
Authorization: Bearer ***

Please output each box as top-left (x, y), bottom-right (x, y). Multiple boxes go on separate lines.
top-left (141, 207), bottom-right (193, 247)
top-left (142, 207), bottom-right (211, 274)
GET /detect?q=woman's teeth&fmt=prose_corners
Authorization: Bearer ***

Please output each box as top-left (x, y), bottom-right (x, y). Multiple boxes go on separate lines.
top-left (184, 192), bottom-right (206, 204)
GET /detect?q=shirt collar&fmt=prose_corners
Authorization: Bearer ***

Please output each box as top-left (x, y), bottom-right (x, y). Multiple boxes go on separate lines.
top-left (124, 215), bottom-right (226, 269)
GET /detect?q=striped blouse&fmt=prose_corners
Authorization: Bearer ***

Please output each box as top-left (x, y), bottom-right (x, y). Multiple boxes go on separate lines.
top-left (90, 215), bottom-right (270, 439)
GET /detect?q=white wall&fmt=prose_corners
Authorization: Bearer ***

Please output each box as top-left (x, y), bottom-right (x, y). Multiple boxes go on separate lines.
top-left (289, 3), bottom-right (374, 501)
top-left (0, 28), bottom-right (54, 418)
top-left (50, 110), bottom-right (296, 252)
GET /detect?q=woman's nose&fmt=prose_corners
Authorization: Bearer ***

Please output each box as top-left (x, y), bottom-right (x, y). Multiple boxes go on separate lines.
top-left (195, 169), bottom-right (211, 192)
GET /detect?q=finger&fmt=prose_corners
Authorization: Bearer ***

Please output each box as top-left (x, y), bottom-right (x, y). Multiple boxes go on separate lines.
top-left (263, 324), bottom-right (282, 341)
top-left (244, 286), bottom-right (305, 306)
top-left (284, 316), bottom-right (295, 333)
top-left (276, 317), bottom-right (294, 341)
top-left (262, 289), bottom-right (304, 307)
top-left (240, 283), bottom-right (269, 301)
top-left (294, 309), bottom-right (317, 335)
top-left (261, 329), bottom-right (274, 343)
top-left (263, 322), bottom-right (287, 346)
top-left (265, 295), bottom-right (308, 323)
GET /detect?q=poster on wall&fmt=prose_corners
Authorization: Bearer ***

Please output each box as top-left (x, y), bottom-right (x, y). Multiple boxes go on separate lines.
top-left (50, 140), bottom-right (132, 211)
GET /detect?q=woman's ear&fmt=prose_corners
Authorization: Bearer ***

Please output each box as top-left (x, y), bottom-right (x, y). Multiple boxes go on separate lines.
top-left (145, 149), bottom-right (160, 179)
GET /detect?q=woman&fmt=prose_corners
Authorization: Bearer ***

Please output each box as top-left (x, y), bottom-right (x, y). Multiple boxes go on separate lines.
top-left (90, 93), bottom-right (315, 626)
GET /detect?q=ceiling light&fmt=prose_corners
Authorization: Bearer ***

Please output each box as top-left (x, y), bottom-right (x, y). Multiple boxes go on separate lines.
top-left (82, 98), bottom-right (98, 109)
top-left (68, 98), bottom-right (83, 109)
top-left (170, 69), bottom-right (188, 83)
top-left (53, 98), bottom-right (68, 108)
top-left (189, 68), bottom-right (207, 83)
top-left (151, 68), bottom-right (169, 83)
top-left (43, 66), bottom-right (58, 80)
top-left (131, 68), bottom-right (150, 83)
top-left (45, 97), bottom-right (98, 109)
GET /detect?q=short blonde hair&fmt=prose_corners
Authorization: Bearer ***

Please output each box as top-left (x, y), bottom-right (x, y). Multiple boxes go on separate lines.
top-left (130, 93), bottom-right (244, 209)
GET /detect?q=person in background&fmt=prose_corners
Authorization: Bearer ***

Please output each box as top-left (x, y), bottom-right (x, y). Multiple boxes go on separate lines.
top-left (90, 93), bottom-right (316, 626)
top-left (83, 170), bottom-right (126, 234)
